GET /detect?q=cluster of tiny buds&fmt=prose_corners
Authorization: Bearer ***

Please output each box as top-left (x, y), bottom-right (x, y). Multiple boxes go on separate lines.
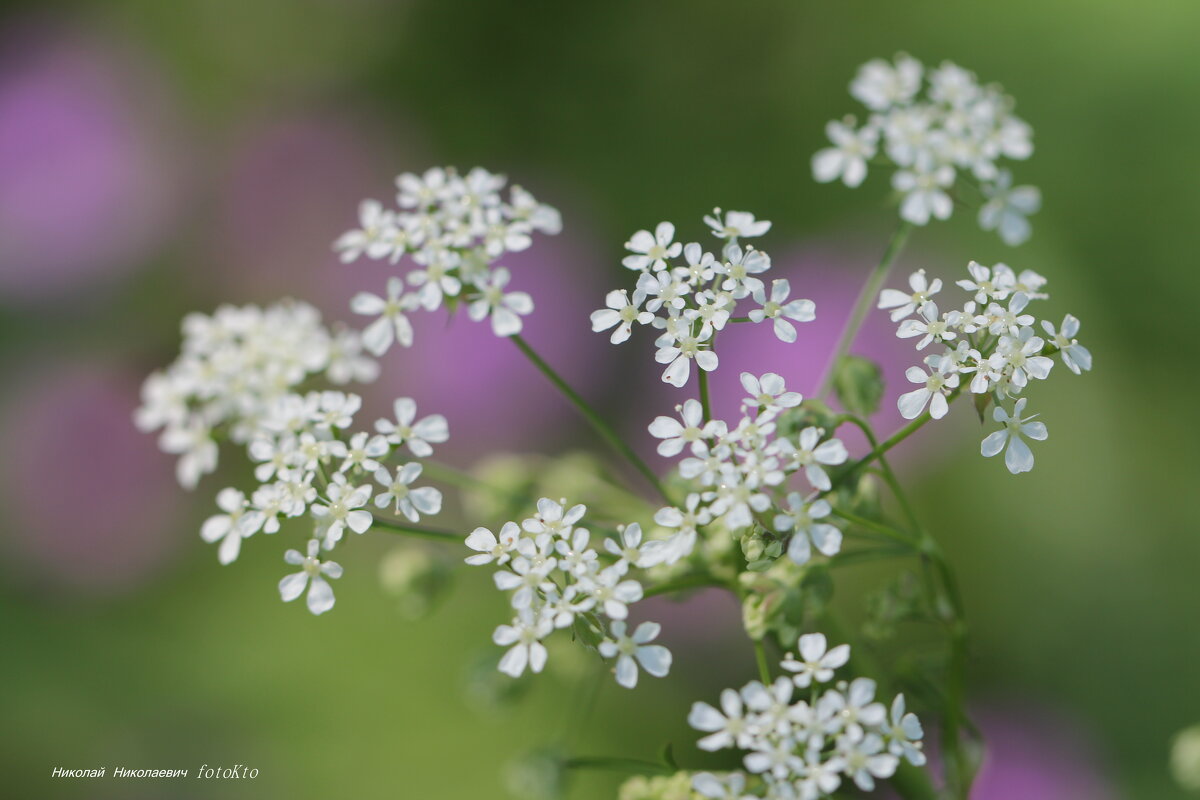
top-left (334, 166), bottom-right (561, 352)
top-left (881, 260), bottom-right (1091, 473)
top-left (464, 498), bottom-right (672, 689)
top-left (814, 53), bottom-right (1040, 244)
top-left (688, 633), bottom-right (924, 799)
top-left (591, 211), bottom-right (815, 388)
top-left (648, 372), bottom-right (847, 566)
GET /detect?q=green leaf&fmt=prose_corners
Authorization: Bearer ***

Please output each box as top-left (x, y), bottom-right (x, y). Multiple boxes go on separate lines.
top-left (658, 742), bottom-right (678, 770)
top-left (832, 355), bottom-right (886, 417)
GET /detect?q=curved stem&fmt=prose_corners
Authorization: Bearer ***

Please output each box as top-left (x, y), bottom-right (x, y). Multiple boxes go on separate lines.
top-left (698, 366), bottom-right (712, 422)
top-left (509, 333), bottom-right (669, 502)
top-left (815, 221), bottom-right (913, 399)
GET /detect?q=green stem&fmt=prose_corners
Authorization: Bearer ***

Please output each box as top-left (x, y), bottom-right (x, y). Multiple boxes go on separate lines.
top-left (815, 221), bottom-right (913, 400)
top-left (753, 639), bottom-right (772, 684)
top-left (371, 519), bottom-right (462, 543)
top-left (828, 507), bottom-right (915, 547)
top-left (642, 572), bottom-right (726, 598)
top-left (698, 365), bottom-right (712, 421)
top-left (832, 389), bottom-right (962, 490)
top-left (509, 334), bottom-right (669, 502)
top-left (562, 756), bottom-right (674, 776)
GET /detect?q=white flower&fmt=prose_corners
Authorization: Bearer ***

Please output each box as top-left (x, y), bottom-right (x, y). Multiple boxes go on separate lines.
top-left (581, 565), bottom-right (643, 620)
top-left (464, 521), bottom-right (521, 566)
top-left (159, 420), bottom-right (218, 490)
top-left (599, 620), bottom-right (672, 689)
top-left (310, 391), bottom-right (361, 431)
top-left (603, 523), bottom-right (655, 570)
top-left (703, 208), bottom-right (771, 241)
top-left (468, 266), bottom-right (533, 337)
top-left (956, 260), bottom-right (1015, 304)
top-left (1042, 314), bottom-right (1092, 375)
top-left (493, 538), bottom-right (558, 610)
top-left (590, 289), bottom-right (652, 344)
top-left (747, 279), bottom-right (816, 343)
top-left (648, 398), bottom-right (720, 457)
top-left (201, 488), bottom-right (266, 565)
top-left (555, 527), bottom-right (599, 577)
top-left (995, 327), bottom-right (1054, 388)
top-left (850, 53), bottom-right (923, 110)
top-left (688, 688), bottom-right (753, 751)
top-left (897, 301), bottom-right (958, 350)
top-left (331, 431), bottom-right (390, 474)
top-left (979, 169), bottom-right (1041, 246)
top-left (981, 398), bottom-right (1047, 474)
top-left (655, 328), bottom-right (717, 388)
top-left (622, 221), bottom-right (682, 271)
top-left (493, 608), bottom-right (553, 677)
top-left (351, 276), bottom-right (417, 356)
top-left (740, 371), bottom-right (802, 414)
top-left (373, 463), bottom-right (442, 522)
top-left (813, 117), bottom-right (879, 187)
top-left (279, 539), bottom-right (344, 615)
top-left (893, 158), bottom-right (955, 225)
top-left (897, 356), bottom-right (960, 420)
top-left (409, 247), bottom-right (463, 309)
top-left (716, 243), bottom-right (770, 298)
top-left (878, 268), bottom-right (942, 322)
top-left (885, 694), bottom-right (926, 766)
top-left (781, 632), bottom-right (850, 688)
top-left (691, 772), bottom-right (751, 800)
top-left (775, 494), bottom-right (842, 566)
top-left (374, 397), bottom-right (448, 457)
top-left (334, 199), bottom-right (393, 262)
top-left (787, 427), bottom-right (849, 491)
top-left (677, 242), bottom-right (718, 284)
top-left (310, 474), bottom-right (373, 546)
top-left (838, 733), bottom-right (899, 791)
top-left (522, 497), bottom-right (587, 538)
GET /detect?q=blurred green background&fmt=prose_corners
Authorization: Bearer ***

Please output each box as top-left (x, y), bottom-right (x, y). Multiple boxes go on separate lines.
top-left (1, 1), bottom-right (1197, 798)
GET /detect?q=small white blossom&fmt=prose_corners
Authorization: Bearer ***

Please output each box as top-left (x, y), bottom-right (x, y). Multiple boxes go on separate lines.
top-left (493, 608), bottom-right (553, 677)
top-left (279, 539), bottom-right (343, 615)
top-left (981, 397), bottom-right (1047, 474)
top-left (373, 463), bottom-right (442, 522)
top-left (351, 276), bottom-right (417, 356)
top-left (201, 488), bottom-right (265, 565)
top-left (374, 397), bottom-right (448, 457)
top-left (599, 620), bottom-right (672, 689)
top-left (703, 209), bottom-right (771, 241)
top-left (781, 633), bottom-right (850, 689)
top-left (623, 221), bottom-right (682, 271)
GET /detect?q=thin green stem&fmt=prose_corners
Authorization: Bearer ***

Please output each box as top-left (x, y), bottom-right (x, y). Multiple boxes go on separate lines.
top-left (754, 639), bottom-right (772, 684)
top-left (371, 518), bottom-right (462, 543)
top-left (829, 507), bottom-right (915, 548)
top-left (697, 366), bottom-right (712, 421)
top-left (642, 572), bottom-right (726, 598)
top-left (510, 333), bottom-right (669, 502)
top-left (815, 221), bottom-right (913, 399)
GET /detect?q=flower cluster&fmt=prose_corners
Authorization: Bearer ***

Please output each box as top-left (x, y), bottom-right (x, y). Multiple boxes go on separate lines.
top-left (464, 498), bottom-right (672, 689)
top-left (688, 633), bottom-right (924, 799)
top-left (649, 374), bottom-right (847, 566)
top-left (334, 166), bottom-right (561, 351)
top-left (881, 261), bottom-right (1092, 473)
top-left (135, 301), bottom-right (450, 614)
top-left (813, 53), bottom-right (1040, 244)
top-left (134, 300), bottom-right (378, 489)
top-left (591, 212), bottom-right (815, 388)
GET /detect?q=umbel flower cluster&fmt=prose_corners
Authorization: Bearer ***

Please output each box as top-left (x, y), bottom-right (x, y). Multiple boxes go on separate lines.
top-left (591, 212), bottom-right (814, 387)
top-left (882, 261), bottom-right (1092, 473)
top-left (135, 300), bottom-right (448, 614)
top-left (814, 53), bottom-right (1041, 244)
top-left (334, 166), bottom-right (561, 350)
top-left (649, 376), bottom-right (848, 567)
top-left (136, 53), bottom-right (1095, 800)
top-left (688, 634), bottom-right (924, 799)
top-left (464, 498), bottom-right (671, 689)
